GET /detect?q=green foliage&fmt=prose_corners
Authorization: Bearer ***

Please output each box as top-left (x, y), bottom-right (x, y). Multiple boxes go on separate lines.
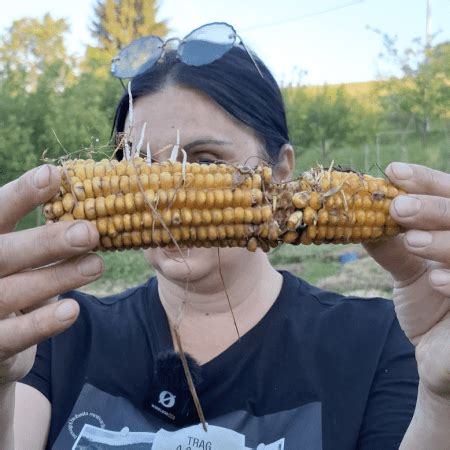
top-left (84, 0), bottom-right (169, 77)
top-left (0, 14), bottom-right (75, 90)
top-left (91, 0), bottom-right (169, 48)
top-left (372, 29), bottom-right (450, 136)
top-left (303, 81), bottom-right (383, 111)
top-left (42, 74), bottom-right (123, 160)
top-left (0, 14), bottom-right (126, 185)
top-left (0, 73), bottom-right (36, 184)
top-left (283, 33), bottom-right (449, 164)
top-left (283, 85), bottom-right (379, 158)
top-left (0, 14), bottom-right (85, 184)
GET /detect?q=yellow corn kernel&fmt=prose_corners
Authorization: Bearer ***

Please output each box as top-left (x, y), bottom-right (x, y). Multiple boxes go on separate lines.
top-left (84, 198), bottom-right (96, 220)
top-left (283, 231), bottom-right (298, 244)
top-left (309, 192), bottom-right (322, 210)
top-left (287, 211), bottom-right (303, 230)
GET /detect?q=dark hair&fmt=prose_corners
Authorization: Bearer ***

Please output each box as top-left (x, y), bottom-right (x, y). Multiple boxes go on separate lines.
top-left (113, 46), bottom-right (290, 164)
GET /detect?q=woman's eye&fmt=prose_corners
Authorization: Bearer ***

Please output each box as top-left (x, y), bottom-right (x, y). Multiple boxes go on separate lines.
top-left (190, 154), bottom-right (218, 164)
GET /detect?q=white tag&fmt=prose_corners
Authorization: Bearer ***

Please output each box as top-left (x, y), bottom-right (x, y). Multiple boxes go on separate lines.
top-left (153, 423), bottom-right (246, 450)
top-left (71, 424), bottom-right (155, 449)
top-left (255, 437), bottom-right (285, 449)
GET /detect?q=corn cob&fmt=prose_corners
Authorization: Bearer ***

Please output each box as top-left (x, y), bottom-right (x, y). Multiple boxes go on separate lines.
top-left (42, 158), bottom-right (405, 252)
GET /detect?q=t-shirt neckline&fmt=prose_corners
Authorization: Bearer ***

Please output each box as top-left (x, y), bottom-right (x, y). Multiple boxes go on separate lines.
top-left (144, 270), bottom-right (298, 372)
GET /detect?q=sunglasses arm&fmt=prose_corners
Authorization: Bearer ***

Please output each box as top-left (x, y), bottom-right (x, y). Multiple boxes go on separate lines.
top-left (238, 37), bottom-right (265, 79)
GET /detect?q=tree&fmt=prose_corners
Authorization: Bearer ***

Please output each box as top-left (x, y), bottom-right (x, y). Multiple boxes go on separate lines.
top-left (371, 28), bottom-right (450, 140)
top-left (0, 14), bottom-right (75, 90)
top-left (0, 76), bottom-right (35, 185)
top-left (0, 14), bottom-right (123, 187)
top-left (84, 0), bottom-right (169, 77)
top-left (284, 85), bottom-right (372, 159)
top-left (45, 74), bottom-right (123, 159)
top-left (0, 15), bottom-right (75, 185)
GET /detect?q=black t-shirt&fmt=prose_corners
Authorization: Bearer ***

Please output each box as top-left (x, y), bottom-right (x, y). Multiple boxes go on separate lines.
top-left (20, 271), bottom-right (418, 450)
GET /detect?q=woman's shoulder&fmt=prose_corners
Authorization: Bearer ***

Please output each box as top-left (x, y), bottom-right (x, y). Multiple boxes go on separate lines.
top-left (279, 270), bottom-right (397, 335)
top-left (277, 271), bottom-right (411, 368)
top-left (281, 269), bottom-right (393, 307)
top-left (56, 276), bottom-right (157, 320)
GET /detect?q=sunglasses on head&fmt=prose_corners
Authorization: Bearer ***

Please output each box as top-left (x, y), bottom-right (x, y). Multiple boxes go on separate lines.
top-left (111, 21), bottom-right (263, 80)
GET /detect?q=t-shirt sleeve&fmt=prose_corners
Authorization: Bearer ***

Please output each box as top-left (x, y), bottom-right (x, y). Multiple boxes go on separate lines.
top-left (18, 336), bottom-right (52, 402)
top-left (357, 315), bottom-right (419, 449)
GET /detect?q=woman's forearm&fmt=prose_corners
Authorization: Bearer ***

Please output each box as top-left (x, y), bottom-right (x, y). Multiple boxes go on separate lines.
top-left (0, 382), bottom-right (16, 450)
top-left (400, 383), bottom-right (450, 450)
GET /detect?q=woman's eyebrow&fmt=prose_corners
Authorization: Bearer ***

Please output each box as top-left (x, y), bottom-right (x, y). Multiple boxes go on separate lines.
top-left (183, 139), bottom-right (232, 151)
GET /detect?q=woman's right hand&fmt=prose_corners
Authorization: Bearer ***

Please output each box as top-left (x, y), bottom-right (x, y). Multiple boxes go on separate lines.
top-left (0, 164), bottom-right (103, 385)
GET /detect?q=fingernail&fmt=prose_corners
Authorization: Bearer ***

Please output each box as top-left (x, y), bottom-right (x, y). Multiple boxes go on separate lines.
top-left (55, 302), bottom-right (76, 321)
top-left (78, 254), bottom-right (103, 277)
top-left (33, 165), bottom-right (51, 189)
top-left (405, 230), bottom-right (432, 247)
top-left (393, 196), bottom-right (421, 217)
top-left (66, 222), bottom-right (90, 247)
top-left (390, 162), bottom-right (413, 180)
top-left (429, 270), bottom-right (449, 286)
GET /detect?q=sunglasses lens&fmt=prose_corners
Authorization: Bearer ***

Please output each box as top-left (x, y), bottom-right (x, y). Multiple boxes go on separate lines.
top-left (179, 23), bottom-right (235, 66)
top-left (111, 36), bottom-right (163, 78)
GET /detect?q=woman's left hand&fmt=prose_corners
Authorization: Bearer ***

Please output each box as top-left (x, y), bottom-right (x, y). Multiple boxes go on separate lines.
top-left (364, 162), bottom-right (450, 401)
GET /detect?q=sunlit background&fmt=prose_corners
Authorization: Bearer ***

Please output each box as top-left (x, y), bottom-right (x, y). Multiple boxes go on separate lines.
top-left (0, 0), bottom-right (449, 296)
top-left (1, 0), bottom-right (449, 84)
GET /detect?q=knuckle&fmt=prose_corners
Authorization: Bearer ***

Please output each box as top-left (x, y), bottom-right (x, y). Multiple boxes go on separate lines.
top-left (37, 225), bottom-right (59, 258)
top-left (12, 173), bottom-right (35, 207)
top-left (0, 316), bottom-right (21, 362)
top-left (0, 334), bottom-right (14, 362)
top-left (47, 264), bottom-right (69, 291)
top-left (0, 279), bottom-right (13, 314)
top-left (0, 235), bottom-right (13, 275)
top-left (16, 173), bottom-right (30, 197)
top-left (425, 168), bottom-right (438, 191)
top-left (29, 310), bottom-right (52, 340)
top-left (86, 221), bottom-right (100, 245)
top-left (437, 197), bottom-right (449, 220)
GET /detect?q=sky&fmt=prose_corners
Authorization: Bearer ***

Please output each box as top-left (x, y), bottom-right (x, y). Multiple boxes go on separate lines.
top-left (0, 0), bottom-right (448, 85)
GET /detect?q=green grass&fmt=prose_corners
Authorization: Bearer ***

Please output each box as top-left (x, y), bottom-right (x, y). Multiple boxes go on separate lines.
top-left (78, 241), bottom-right (392, 298)
top-left (269, 244), bottom-right (342, 282)
top-left (78, 243), bottom-right (392, 298)
top-left (268, 242), bottom-right (392, 296)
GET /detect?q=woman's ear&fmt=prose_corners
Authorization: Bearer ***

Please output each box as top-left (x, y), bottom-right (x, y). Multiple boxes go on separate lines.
top-left (272, 143), bottom-right (295, 182)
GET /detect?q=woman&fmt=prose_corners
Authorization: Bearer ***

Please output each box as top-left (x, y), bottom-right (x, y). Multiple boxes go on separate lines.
top-left (0, 25), bottom-right (449, 449)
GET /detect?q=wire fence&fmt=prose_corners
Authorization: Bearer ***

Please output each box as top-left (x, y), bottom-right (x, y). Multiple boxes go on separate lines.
top-left (295, 128), bottom-right (450, 177)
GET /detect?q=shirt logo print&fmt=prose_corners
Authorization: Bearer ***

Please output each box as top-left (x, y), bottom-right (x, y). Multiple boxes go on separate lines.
top-left (158, 390), bottom-right (176, 408)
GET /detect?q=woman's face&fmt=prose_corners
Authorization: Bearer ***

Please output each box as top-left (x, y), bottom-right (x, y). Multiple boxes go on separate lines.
top-left (130, 84), bottom-right (275, 286)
